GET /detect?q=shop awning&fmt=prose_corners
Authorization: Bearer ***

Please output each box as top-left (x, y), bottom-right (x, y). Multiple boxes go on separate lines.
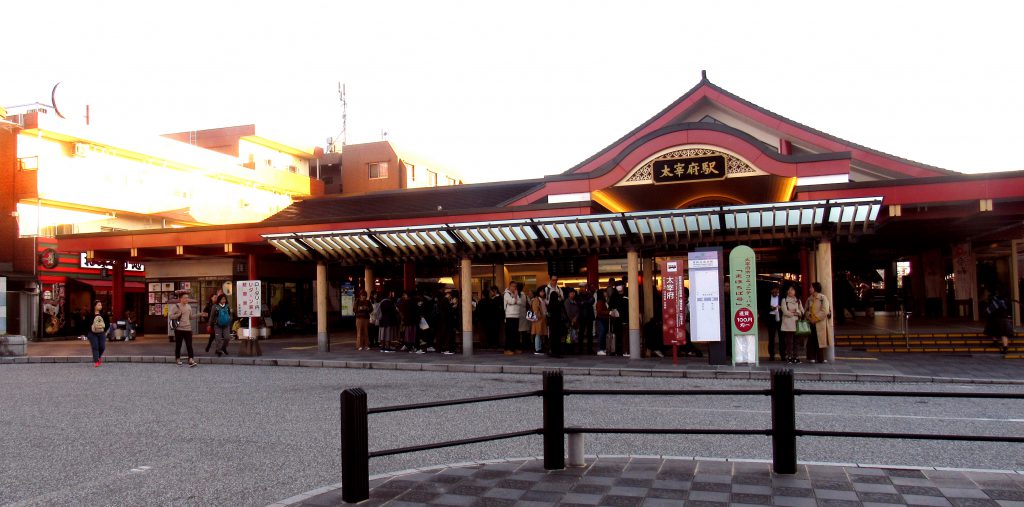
top-left (74, 279), bottom-right (147, 292)
top-left (263, 197), bottom-right (882, 262)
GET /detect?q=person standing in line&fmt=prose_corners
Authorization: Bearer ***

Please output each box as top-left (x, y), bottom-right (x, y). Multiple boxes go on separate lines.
top-left (780, 285), bottom-right (804, 364)
top-left (763, 285), bottom-right (784, 361)
top-left (397, 291), bottom-right (416, 352)
top-left (368, 293), bottom-right (380, 349)
top-left (209, 294), bottom-right (232, 357)
top-left (502, 281), bottom-right (522, 355)
top-left (564, 289), bottom-right (580, 355)
top-left (805, 282), bottom-right (832, 363)
top-left (168, 293), bottom-right (198, 367)
top-left (544, 276), bottom-right (563, 305)
top-left (354, 290), bottom-right (371, 351)
top-left (86, 301), bottom-right (109, 367)
top-left (531, 287), bottom-right (548, 355)
top-left (547, 290), bottom-right (566, 358)
top-left (444, 290), bottom-right (461, 355)
top-left (594, 290), bottom-right (610, 356)
top-left (378, 291), bottom-right (399, 352)
top-left (517, 282), bottom-right (531, 354)
top-left (577, 287), bottom-right (595, 355)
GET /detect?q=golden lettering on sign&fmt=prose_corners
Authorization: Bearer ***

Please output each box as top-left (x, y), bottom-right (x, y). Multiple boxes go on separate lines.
top-left (701, 161), bottom-right (718, 174)
top-left (687, 162), bottom-right (700, 175)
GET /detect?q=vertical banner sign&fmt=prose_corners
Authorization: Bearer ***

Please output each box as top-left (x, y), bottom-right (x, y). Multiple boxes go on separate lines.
top-left (659, 258), bottom-right (687, 346)
top-left (729, 245), bottom-right (758, 365)
top-left (236, 280), bottom-right (262, 318)
top-left (340, 282), bottom-right (355, 317)
top-left (952, 242), bottom-right (975, 301)
top-left (688, 251), bottom-right (722, 342)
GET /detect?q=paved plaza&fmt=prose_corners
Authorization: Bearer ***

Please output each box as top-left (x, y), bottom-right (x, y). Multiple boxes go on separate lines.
top-left (1, 362), bottom-right (1023, 506)
top-left (284, 456), bottom-right (1024, 507)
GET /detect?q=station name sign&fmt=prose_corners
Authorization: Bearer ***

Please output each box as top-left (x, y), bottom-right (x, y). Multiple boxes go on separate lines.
top-left (652, 155), bottom-right (726, 184)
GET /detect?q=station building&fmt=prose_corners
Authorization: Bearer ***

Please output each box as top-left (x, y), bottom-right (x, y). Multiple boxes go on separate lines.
top-left (9, 76), bottom-right (1024, 358)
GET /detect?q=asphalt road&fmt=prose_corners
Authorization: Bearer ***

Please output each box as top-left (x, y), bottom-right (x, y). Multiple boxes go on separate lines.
top-left (1, 364), bottom-right (1022, 507)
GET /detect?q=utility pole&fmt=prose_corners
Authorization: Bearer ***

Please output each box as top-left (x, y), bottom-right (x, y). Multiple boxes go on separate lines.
top-left (338, 82), bottom-right (347, 148)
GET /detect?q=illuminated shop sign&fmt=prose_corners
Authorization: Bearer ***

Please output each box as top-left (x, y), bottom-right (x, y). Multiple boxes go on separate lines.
top-left (79, 253), bottom-right (145, 272)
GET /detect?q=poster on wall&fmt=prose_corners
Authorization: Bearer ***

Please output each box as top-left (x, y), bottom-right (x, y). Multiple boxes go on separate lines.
top-left (659, 258), bottom-right (687, 346)
top-left (688, 250), bottom-right (722, 343)
top-left (729, 245), bottom-right (758, 365)
top-left (161, 282), bottom-right (174, 292)
top-left (237, 280), bottom-right (262, 318)
top-left (340, 282), bottom-right (355, 317)
top-left (148, 282), bottom-right (161, 292)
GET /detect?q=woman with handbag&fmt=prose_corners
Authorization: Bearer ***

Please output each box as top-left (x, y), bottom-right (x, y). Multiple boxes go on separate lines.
top-left (168, 293), bottom-right (198, 367)
top-left (780, 285), bottom-right (805, 364)
top-left (530, 288), bottom-right (548, 355)
top-left (805, 282), bottom-right (833, 363)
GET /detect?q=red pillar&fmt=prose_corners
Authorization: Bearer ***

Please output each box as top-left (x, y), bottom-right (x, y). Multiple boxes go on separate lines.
top-left (247, 253), bottom-right (258, 280)
top-left (586, 254), bottom-right (600, 290)
top-left (403, 262), bottom-right (416, 293)
top-left (799, 246), bottom-right (810, 298)
top-left (111, 260), bottom-right (125, 321)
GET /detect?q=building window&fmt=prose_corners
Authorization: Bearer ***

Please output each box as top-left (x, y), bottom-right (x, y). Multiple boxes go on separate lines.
top-left (369, 162), bottom-right (389, 179)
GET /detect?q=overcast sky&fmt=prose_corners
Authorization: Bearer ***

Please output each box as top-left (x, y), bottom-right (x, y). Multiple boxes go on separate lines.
top-left (3, 0), bottom-right (1022, 182)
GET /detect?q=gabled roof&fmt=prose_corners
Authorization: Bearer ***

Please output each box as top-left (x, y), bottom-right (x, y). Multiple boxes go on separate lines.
top-left (565, 72), bottom-right (956, 178)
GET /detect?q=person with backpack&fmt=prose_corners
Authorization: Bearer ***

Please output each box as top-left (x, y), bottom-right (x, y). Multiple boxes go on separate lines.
top-left (86, 301), bottom-right (109, 367)
top-left (168, 292), bottom-right (198, 367)
top-left (209, 294), bottom-right (232, 357)
top-left (983, 288), bottom-right (1014, 355)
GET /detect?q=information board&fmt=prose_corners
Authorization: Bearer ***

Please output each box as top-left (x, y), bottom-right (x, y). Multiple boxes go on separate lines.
top-left (688, 250), bottom-right (722, 342)
top-left (729, 245), bottom-right (759, 365)
top-left (236, 280), bottom-right (262, 318)
top-left (659, 258), bottom-right (687, 345)
top-left (340, 282), bottom-right (355, 317)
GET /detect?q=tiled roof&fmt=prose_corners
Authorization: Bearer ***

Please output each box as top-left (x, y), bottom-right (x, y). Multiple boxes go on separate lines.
top-left (262, 181), bottom-right (543, 225)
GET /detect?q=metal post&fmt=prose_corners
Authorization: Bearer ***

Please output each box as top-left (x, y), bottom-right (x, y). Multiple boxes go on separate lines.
top-left (542, 371), bottom-right (565, 470)
top-left (567, 432), bottom-right (585, 467)
top-left (341, 388), bottom-right (369, 503)
top-left (770, 369), bottom-right (797, 474)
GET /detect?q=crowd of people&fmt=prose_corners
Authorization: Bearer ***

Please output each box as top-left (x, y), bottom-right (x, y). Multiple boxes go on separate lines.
top-left (349, 276), bottom-right (649, 357)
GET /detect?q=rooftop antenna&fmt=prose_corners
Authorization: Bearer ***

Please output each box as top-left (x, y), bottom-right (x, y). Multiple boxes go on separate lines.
top-left (380, 129), bottom-right (388, 141)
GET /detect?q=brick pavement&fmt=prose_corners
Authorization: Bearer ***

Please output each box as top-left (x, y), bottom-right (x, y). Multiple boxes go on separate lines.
top-left (274, 456), bottom-right (1024, 507)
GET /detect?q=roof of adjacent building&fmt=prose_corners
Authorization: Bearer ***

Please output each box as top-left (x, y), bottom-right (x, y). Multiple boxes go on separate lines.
top-left (262, 180), bottom-right (543, 225)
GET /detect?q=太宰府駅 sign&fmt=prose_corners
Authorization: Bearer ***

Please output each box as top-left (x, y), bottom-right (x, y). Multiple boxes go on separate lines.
top-left (652, 155), bottom-right (726, 184)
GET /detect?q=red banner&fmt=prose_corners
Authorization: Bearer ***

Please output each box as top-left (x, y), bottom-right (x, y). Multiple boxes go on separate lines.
top-left (660, 258), bottom-right (687, 345)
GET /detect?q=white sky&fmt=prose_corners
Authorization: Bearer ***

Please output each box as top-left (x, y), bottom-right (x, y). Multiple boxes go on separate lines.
top-left (3, 0), bottom-right (1023, 182)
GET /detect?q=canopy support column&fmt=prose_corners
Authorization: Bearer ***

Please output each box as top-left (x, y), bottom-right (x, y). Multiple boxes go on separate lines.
top-left (627, 248), bottom-right (641, 360)
top-left (460, 256), bottom-right (473, 357)
top-left (317, 261), bottom-right (329, 353)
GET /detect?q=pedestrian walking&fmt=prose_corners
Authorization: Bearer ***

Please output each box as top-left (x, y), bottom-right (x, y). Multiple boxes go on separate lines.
top-left (354, 290), bottom-right (371, 351)
top-left (168, 293), bottom-right (198, 367)
top-left (202, 292), bottom-right (218, 353)
top-left (86, 301), bottom-right (109, 367)
top-left (502, 281), bottom-right (522, 355)
top-left (530, 288), bottom-right (548, 354)
top-left (209, 294), bottom-right (232, 356)
top-left (805, 282), bottom-right (832, 363)
top-left (983, 289), bottom-right (1015, 355)
top-left (780, 285), bottom-right (804, 364)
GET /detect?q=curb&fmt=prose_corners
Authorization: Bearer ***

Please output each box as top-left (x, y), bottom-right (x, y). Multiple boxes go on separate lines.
top-left (266, 454), bottom-right (1024, 507)
top-left (2, 354), bottom-right (1023, 385)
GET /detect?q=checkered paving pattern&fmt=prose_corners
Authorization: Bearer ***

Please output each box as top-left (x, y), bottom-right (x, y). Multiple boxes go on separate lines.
top-left (292, 457), bottom-right (1024, 506)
